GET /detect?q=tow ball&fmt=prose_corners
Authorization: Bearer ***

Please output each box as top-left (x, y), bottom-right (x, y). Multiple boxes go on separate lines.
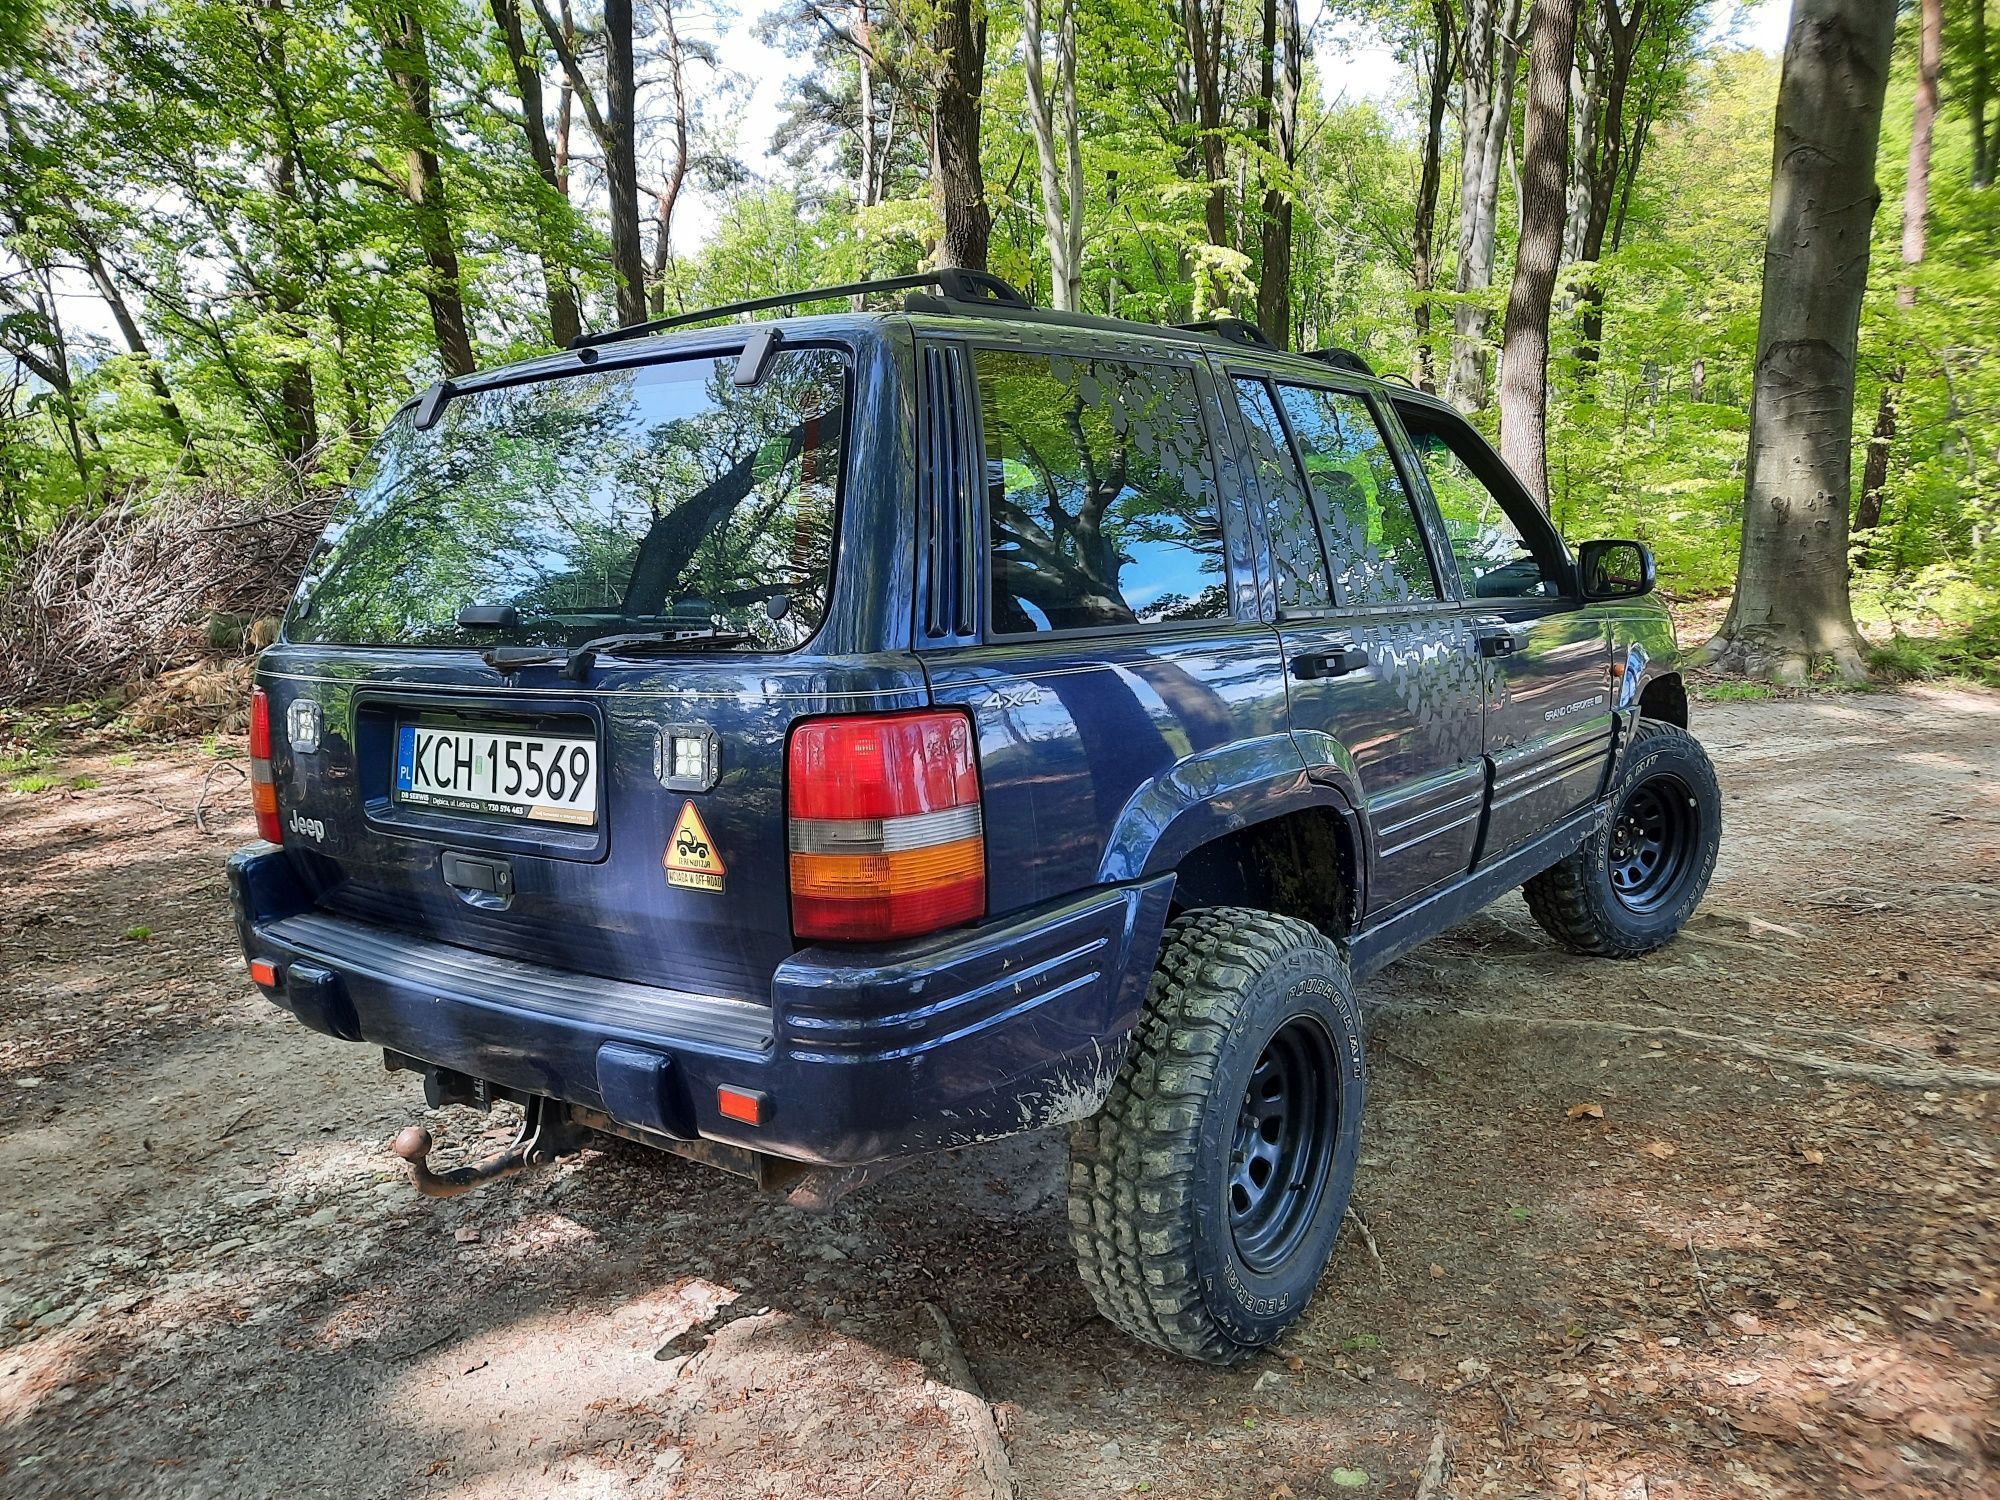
top-left (390, 1095), bottom-right (587, 1198)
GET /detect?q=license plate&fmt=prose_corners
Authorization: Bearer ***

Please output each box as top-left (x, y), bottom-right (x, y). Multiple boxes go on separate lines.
top-left (393, 725), bottom-right (598, 826)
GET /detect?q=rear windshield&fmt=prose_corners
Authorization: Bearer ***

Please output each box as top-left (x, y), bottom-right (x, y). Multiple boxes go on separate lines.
top-left (287, 347), bottom-right (848, 650)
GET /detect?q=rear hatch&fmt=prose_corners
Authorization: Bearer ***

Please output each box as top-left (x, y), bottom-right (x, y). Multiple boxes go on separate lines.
top-left (258, 328), bottom-right (923, 1000)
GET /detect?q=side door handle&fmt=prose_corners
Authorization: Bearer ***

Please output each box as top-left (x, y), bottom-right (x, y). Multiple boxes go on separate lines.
top-left (1292, 644), bottom-right (1366, 680)
top-left (1475, 621), bottom-right (1523, 658)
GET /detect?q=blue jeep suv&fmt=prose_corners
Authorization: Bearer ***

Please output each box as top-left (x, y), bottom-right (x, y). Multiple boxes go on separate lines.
top-left (230, 271), bottom-right (1719, 1362)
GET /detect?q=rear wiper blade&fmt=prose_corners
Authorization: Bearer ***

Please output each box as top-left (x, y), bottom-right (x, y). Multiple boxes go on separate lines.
top-left (563, 629), bottom-right (753, 679)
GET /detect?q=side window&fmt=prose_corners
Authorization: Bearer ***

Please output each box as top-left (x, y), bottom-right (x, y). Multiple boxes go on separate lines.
top-left (1274, 385), bottom-right (1440, 606)
top-left (1397, 408), bottom-right (1567, 600)
top-left (976, 349), bottom-right (1227, 633)
top-left (1231, 376), bottom-right (1332, 612)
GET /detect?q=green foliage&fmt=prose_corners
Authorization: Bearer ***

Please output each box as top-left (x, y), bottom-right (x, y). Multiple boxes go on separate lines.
top-left (1866, 614), bottom-right (2000, 686)
top-left (0, 0), bottom-right (1992, 665)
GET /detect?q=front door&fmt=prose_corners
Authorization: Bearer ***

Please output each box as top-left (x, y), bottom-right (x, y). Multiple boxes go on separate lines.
top-left (1390, 399), bottom-right (1613, 865)
top-left (1228, 372), bottom-right (1485, 918)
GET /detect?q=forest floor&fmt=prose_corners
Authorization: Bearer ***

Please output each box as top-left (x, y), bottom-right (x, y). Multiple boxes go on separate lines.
top-left (1, 687), bottom-right (1996, 1500)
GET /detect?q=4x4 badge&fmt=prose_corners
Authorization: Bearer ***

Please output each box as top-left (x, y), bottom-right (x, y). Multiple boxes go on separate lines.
top-left (664, 801), bottom-right (726, 893)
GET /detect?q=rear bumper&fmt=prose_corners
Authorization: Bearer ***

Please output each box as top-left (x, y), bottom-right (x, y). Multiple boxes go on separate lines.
top-left (228, 845), bottom-right (1174, 1165)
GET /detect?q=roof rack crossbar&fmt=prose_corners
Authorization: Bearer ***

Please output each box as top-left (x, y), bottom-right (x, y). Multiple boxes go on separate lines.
top-left (568, 270), bottom-right (1031, 350)
top-left (1171, 316), bottom-right (1272, 349)
top-left (1305, 347), bottom-right (1377, 377)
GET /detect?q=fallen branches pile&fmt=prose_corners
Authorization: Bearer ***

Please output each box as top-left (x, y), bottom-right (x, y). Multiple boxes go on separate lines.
top-left (0, 483), bottom-right (329, 707)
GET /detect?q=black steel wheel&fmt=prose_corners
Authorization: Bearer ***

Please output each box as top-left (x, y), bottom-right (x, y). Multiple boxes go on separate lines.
top-left (1606, 773), bottom-right (1698, 913)
top-left (1228, 1017), bottom-right (1342, 1274)
top-left (1068, 909), bottom-right (1366, 1363)
top-left (1525, 720), bottom-right (1722, 958)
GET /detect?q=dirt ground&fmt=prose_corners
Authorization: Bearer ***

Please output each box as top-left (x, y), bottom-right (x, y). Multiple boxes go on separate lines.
top-left (2, 686), bottom-right (1996, 1500)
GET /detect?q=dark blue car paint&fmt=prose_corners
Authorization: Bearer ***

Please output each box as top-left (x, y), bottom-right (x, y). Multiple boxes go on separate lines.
top-left (231, 310), bottom-right (1683, 1171)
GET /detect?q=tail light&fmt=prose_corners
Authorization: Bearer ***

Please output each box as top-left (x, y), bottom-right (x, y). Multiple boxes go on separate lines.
top-left (787, 709), bottom-right (984, 941)
top-left (249, 687), bottom-right (283, 844)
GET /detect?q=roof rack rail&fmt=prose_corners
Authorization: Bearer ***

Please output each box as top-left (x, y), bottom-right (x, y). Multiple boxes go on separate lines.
top-left (569, 270), bottom-right (1032, 350)
top-left (1172, 317), bottom-right (1272, 349)
top-left (1305, 347), bottom-right (1376, 377)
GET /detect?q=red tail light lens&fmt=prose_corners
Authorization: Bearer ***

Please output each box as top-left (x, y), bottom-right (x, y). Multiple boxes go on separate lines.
top-left (787, 709), bottom-right (984, 941)
top-left (249, 687), bottom-right (282, 844)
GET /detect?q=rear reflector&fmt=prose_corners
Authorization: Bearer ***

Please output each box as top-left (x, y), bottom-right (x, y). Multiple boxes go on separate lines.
top-left (717, 1085), bottom-right (767, 1125)
top-left (787, 709), bottom-right (984, 941)
top-left (248, 958), bottom-right (280, 988)
top-left (249, 687), bottom-right (282, 844)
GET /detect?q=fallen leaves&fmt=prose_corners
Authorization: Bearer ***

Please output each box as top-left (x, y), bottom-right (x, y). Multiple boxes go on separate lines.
top-left (1566, 1102), bottom-right (1605, 1121)
top-left (1639, 1140), bottom-right (1677, 1159)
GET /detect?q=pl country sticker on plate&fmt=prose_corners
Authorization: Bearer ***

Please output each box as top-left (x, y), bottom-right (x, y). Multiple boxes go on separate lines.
top-left (664, 800), bottom-right (726, 893)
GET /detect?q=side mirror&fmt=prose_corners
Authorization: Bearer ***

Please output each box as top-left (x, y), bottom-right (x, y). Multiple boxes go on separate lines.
top-left (1578, 539), bottom-right (1656, 601)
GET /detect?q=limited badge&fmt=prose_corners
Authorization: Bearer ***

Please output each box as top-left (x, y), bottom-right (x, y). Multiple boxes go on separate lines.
top-left (664, 800), bottom-right (725, 893)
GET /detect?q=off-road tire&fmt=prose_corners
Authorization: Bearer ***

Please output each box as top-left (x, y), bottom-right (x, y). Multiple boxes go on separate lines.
top-left (1524, 720), bottom-right (1721, 957)
top-left (1067, 909), bottom-right (1365, 1364)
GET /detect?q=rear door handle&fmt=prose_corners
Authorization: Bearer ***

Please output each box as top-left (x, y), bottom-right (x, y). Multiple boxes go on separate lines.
top-left (1476, 623), bottom-right (1523, 658)
top-left (1292, 644), bottom-right (1366, 680)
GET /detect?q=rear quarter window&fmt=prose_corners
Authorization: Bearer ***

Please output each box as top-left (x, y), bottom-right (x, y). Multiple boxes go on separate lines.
top-left (974, 349), bottom-right (1225, 635)
top-left (287, 347), bottom-right (848, 650)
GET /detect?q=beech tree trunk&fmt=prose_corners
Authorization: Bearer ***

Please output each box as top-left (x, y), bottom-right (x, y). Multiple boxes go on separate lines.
top-left (1411, 0), bottom-right (1455, 390)
top-left (383, 8), bottom-right (475, 375)
top-left (931, 0), bottom-right (990, 272)
top-left (532, 0), bottom-right (646, 324)
top-left (1857, 0), bottom-right (1942, 536)
top-left (1972, 0), bottom-right (1993, 189)
top-left (1182, 0), bottom-right (1229, 254)
top-left (1255, 0), bottom-right (1301, 346)
top-left (1498, 0), bottom-right (1579, 506)
top-left (1023, 0), bottom-right (1082, 310)
top-left (1447, 0), bottom-right (1524, 411)
top-left (1706, 0), bottom-right (1895, 684)
top-left (488, 0), bottom-right (583, 347)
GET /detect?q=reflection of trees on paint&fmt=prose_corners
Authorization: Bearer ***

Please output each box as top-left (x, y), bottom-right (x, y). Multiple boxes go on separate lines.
top-left (291, 352), bottom-right (846, 650)
top-left (1274, 385), bottom-right (1437, 606)
top-left (978, 351), bottom-right (1226, 634)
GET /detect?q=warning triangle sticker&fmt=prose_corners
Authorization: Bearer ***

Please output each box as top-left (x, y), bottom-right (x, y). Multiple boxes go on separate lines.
top-left (665, 800), bottom-right (725, 892)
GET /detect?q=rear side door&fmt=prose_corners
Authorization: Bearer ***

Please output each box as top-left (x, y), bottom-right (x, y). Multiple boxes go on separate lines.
top-left (1389, 398), bottom-right (1613, 863)
top-left (1227, 371), bottom-right (1485, 918)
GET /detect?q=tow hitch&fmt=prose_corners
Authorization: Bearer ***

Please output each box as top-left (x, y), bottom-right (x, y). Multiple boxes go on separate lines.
top-left (390, 1095), bottom-right (588, 1198)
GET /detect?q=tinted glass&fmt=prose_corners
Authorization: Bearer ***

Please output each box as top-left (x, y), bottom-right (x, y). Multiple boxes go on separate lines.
top-left (1232, 377), bottom-right (1332, 612)
top-left (977, 349), bottom-right (1225, 633)
top-left (1275, 385), bottom-right (1438, 606)
top-left (288, 349), bottom-right (847, 650)
top-left (1405, 426), bottom-right (1563, 600)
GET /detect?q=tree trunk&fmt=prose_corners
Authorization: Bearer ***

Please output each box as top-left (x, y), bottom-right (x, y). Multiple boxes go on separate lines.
top-left (531, 0), bottom-right (645, 324)
top-left (488, 0), bottom-right (583, 346)
top-left (71, 232), bottom-right (199, 470)
top-left (1972, 0), bottom-right (1993, 189)
top-left (931, 0), bottom-right (990, 272)
top-left (1705, 0), bottom-right (1896, 684)
top-left (1182, 0), bottom-right (1229, 253)
top-left (601, 0), bottom-right (645, 324)
top-left (646, 0), bottom-right (693, 316)
top-left (856, 0), bottom-right (880, 206)
top-left (1856, 0), bottom-right (1941, 536)
top-left (256, 0), bottom-right (319, 469)
top-left (1448, 0), bottom-right (1524, 411)
top-left (1411, 0), bottom-right (1455, 390)
top-left (1023, 0), bottom-right (1072, 308)
top-left (1498, 0), bottom-right (1579, 506)
top-left (383, 8), bottom-right (475, 375)
top-left (1255, 0), bottom-right (1301, 346)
